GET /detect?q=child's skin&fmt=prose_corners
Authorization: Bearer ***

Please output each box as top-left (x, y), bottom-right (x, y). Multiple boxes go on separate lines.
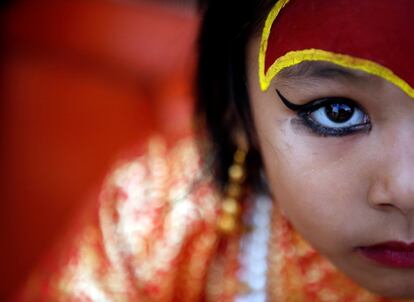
top-left (247, 34), bottom-right (414, 299)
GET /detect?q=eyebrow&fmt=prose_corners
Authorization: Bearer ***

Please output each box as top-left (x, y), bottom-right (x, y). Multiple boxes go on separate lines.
top-left (277, 61), bottom-right (372, 82)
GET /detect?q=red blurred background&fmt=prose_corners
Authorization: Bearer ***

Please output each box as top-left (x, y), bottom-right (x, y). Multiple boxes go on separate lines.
top-left (1, 0), bottom-right (198, 300)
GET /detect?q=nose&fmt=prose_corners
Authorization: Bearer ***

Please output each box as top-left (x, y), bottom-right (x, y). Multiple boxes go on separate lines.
top-left (368, 128), bottom-right (414, 217)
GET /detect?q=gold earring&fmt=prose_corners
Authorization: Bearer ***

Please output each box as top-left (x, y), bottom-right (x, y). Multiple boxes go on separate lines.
top-left (217, 147), bottom-right (247, 235)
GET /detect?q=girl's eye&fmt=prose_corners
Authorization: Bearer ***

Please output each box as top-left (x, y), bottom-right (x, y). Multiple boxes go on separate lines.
top-left (309, 103), bottom-right (364, 128)
top-left (299, 99), bottom-right (371, 136)
top-left (276, 90), bottom-right (372, 137)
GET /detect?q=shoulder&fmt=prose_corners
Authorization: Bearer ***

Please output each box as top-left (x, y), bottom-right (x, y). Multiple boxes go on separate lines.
top-left (20, 136), bottom-right (222, 301)
top-left (100, 136), bottom-right (220, 250)
top-left (99, 136), bottom-right (221, 300)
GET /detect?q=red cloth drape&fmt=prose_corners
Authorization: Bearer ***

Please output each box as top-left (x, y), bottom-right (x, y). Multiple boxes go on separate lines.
top-left (1, 1), bottom-right (198, 299)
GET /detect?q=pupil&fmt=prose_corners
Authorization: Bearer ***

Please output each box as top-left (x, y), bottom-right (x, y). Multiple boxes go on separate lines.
top-left (325, 103), bottom-right (353, 123)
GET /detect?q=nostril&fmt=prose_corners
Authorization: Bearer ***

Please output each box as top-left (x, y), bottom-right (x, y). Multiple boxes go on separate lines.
top-left (367, 179), bottom-right (395, 210)
top-left (376, 203), bottom-right (395, 210)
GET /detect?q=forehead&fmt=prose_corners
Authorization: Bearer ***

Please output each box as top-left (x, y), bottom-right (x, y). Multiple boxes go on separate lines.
top-left (258, 0), bottom-right (414, 98)
top-left (277, 61), bottom-right (372, 82)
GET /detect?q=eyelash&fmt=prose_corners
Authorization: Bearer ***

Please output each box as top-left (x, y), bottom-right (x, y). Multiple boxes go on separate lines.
top-left (296, 98), bottom-right (371, 137)
top-left (276, 90), bottom-right (372, 137)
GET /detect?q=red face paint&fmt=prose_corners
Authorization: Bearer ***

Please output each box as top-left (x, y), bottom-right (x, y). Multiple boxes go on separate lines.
top-left (259, 0), bottom-right (414, 97)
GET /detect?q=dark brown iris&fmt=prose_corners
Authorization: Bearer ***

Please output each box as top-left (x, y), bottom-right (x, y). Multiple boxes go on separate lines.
top-left (325, 103), bottom-right (354, 123)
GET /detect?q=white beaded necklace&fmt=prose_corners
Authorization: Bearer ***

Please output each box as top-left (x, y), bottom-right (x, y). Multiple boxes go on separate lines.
top-left (235, 195), bottom-right (273, 302)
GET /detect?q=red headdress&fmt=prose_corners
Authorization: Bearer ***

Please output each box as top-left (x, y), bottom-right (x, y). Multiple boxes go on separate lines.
top-left (259, 0), bottom-right (414, 98)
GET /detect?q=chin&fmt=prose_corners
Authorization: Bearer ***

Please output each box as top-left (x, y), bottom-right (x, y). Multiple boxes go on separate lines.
top-left (331, 257), bottom-right (414, 299)
top-left (353, 273), bottom-right (414, 299)
top-left (367, 285), bottom-right (414, 300)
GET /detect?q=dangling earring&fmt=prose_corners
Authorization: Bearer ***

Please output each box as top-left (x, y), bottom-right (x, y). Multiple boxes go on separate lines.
top-left (217, 147), bottom-right (247, 235)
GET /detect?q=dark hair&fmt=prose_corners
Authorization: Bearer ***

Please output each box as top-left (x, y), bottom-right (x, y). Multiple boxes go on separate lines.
top-left (195, 0), bottom-right (276, 192)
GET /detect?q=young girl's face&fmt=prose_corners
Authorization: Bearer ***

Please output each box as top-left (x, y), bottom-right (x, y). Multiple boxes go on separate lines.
top-left (247, 35), bottom-right (414, 298)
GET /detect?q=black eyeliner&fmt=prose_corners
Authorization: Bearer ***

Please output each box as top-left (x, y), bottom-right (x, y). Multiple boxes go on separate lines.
top-left (276, 89), bottom-right (303, 111)
top-left (275, 89), bottom-right (372, 137)
top-left (295, 117), bottom-right (371, 137)
top-left (276, 89), bottom-right (359, 113)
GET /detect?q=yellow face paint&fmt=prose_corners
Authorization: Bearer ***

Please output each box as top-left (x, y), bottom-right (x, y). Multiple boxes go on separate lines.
top-left (259, 0), bottom-right (414, 98)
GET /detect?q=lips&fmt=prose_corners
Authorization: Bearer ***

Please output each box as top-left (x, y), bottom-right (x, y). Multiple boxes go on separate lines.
top-left (358, 242), bottom-right (414, 268)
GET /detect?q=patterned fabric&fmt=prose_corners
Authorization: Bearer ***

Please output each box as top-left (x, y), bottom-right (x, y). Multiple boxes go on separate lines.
top-left (18, 136), bottom-right (412, 301)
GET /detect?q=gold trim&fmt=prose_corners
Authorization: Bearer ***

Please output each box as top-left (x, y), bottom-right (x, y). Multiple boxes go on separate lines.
top-left (258, 0), bottom-right (290, 91)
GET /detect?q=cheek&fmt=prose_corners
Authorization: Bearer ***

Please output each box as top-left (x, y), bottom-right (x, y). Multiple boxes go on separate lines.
top-left (259, 127), bottom-right (371, 253)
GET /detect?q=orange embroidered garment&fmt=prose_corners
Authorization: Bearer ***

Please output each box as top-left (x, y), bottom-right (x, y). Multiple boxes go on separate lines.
top-left (18, 137), bottom-right (412, 301)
